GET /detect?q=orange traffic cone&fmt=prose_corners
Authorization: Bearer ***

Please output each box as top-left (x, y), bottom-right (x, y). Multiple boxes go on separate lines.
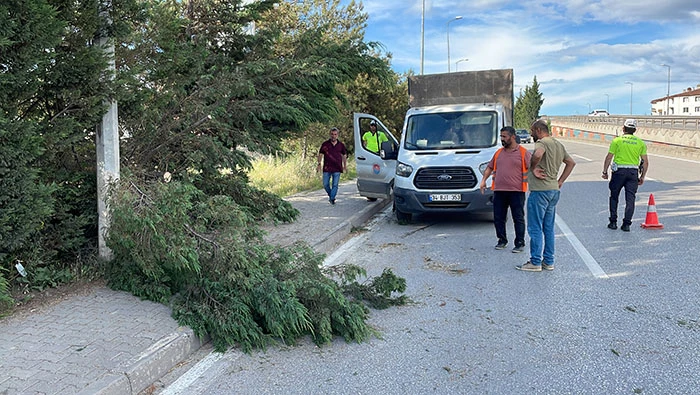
top-left (641, 194), bottom-right (664, 229)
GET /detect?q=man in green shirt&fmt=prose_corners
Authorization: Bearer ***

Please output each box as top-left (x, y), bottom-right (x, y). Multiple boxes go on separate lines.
top-left (516, 119), bottom-right (576, 272)
top-left (362, 120), bottom-right (389, 154)
top-left (602, 119), bottom-right (649, 232)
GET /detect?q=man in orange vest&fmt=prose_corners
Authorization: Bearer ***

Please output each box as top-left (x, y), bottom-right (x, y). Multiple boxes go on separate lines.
top-left (480, 126), bottom-right (532, 253)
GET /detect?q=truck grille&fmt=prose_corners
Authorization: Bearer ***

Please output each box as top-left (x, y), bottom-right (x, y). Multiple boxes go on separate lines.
top-left (414, 167), bottom-right (477, 189)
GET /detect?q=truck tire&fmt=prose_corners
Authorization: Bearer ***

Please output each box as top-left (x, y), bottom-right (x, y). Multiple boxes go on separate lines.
top-left (395, 208), bottom-right (412, 222)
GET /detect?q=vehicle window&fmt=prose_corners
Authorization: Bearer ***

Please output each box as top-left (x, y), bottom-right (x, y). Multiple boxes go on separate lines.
top-left (404, 111), bottom-right (497, 150)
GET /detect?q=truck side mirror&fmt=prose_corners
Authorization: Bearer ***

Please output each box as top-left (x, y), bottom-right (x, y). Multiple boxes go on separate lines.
top-left (380, 141), bottom-right (398, 160)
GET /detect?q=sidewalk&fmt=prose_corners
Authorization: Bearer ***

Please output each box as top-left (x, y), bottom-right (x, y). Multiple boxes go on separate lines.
top-left (0, 181), bottom-right (390, 395)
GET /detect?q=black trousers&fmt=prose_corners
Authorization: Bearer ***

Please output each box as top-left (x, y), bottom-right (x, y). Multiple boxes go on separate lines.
top-left (493, 191), bottom-right (526, 247)
top-left (608, 168), bottom-right (639, 225)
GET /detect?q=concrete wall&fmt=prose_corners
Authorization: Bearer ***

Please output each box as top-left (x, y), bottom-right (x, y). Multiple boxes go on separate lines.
top-left (547, 116), bottom-right (700, 160)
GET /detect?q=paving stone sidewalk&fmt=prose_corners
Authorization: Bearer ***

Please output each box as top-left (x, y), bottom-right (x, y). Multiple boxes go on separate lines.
top-left (0, 181), bottom-right (388, 395)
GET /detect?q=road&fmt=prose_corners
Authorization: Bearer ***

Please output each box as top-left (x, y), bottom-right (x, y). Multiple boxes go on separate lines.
top-left (152, 140), bottom-right (700, 395)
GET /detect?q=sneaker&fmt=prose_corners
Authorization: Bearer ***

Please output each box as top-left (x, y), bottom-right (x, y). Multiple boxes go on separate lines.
top-left (495, 242), bottom-right (507, 250)
top-left (330, 199), bottom-right (336, 205)
top-left (620, 223), bottom-right (630, 232)
top-left (515, 261), bottom-right (542, 272)
top-left (542, 262), bottom-right (554, 271)
top-left (512, 245), bottom-right (525, 253)
top-left (607, 222), bottom-right (618, 230)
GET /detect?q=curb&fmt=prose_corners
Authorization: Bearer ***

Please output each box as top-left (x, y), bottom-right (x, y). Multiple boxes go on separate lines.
top-left (82, 328), bottom-right (207, 395)
top-left (312, 198), bottom-right (392, 254)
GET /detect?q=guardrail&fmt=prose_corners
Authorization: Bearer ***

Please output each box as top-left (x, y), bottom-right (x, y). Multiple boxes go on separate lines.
top-left (547, 116), bottom-right (700, 131)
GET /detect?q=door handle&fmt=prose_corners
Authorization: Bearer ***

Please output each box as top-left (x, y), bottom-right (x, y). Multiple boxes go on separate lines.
top-left (357, 157), bottom-right (367, 161)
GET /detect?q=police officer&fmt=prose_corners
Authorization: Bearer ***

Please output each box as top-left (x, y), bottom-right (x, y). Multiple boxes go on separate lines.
top-left (602, 119), bottom-right (649, 232)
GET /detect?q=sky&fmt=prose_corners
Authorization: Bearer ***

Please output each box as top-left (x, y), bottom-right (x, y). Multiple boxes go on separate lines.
top-left (347, 0), bottom-right (700, 116)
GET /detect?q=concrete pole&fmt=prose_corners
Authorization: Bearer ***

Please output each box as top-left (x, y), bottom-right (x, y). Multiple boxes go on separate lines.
top-left (96, 7), bottom-right (120, 260)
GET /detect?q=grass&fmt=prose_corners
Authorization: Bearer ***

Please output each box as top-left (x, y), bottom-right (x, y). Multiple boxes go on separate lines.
top-left (249, 153), bottom-right (357, 197)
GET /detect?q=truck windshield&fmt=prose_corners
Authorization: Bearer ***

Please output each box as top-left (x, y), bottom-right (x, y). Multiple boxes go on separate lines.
top-left (404, 111), bottom-right (497, 150)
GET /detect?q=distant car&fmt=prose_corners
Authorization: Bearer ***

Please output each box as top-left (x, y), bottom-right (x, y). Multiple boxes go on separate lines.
top-left (589, 109), bottom-right (610, 116)
top-left (515, 129), bottom-right (531, 144)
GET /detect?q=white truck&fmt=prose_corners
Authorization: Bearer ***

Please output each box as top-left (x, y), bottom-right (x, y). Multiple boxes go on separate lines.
top-left (353, 69), bottom-right (514, 221)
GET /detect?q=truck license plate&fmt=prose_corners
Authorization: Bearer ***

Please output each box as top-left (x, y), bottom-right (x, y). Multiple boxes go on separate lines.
top-left (429, 194), bottom-right (461, 202)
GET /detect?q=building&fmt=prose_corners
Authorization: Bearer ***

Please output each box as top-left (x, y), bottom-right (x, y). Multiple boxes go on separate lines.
top-left (651, 84), bottom-right (700, 115)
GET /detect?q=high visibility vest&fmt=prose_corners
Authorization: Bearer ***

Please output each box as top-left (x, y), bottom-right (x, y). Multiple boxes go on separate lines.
top-left (491, 145), bottom-right (528, 192)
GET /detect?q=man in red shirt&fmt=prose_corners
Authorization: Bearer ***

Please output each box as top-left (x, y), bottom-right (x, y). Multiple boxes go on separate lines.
top-left (480, 126), bottom-right (532, 253)
top-left (317, 127), bottom-right (348, 205)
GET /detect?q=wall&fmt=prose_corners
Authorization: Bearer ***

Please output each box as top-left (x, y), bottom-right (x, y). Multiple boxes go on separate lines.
top-left (547, 116), bottom-right (700, 160)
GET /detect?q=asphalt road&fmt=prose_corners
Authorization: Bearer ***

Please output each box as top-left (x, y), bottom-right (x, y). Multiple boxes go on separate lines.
top-left (152, 140), bottom-right (700, 395)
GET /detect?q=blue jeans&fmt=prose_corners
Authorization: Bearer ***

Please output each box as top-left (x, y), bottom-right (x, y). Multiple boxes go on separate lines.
top-left (323, 172), bottom-right (341, 201)
top-left (527, 190), bottom-right (560, 266)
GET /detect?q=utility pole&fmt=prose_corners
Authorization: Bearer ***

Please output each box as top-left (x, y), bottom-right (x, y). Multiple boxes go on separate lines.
top-left (661, 64), bottom-right (671, 115)
top-left (625, 81), bottom-right (634, 115)
top-left (96, 0), bottom-right (120, 259)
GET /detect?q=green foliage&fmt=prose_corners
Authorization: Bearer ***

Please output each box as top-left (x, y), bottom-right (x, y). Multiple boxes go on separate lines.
top-left (106, 177), bottom-right (404, 352)
top-left (0, 269), bottom-right (12, 315)
top-left (329, 266), bottom-right (409, 309)
top-left (1, 0), bottom-right (117, 308)
top-left (514, 76), bottom-right (544, 129)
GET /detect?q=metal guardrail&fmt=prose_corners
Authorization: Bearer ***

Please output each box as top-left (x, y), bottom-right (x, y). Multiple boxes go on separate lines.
top-left (547, 116), bottom-right (700, 131)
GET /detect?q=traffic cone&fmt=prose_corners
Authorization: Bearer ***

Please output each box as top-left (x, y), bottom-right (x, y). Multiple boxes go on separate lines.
top-left (641, 194), bottom-right (664, 229)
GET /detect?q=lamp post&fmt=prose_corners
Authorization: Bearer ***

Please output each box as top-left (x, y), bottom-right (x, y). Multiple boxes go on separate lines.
top-left (446, 16), bottom-right (463, 73)
top-left (625, 81), bottom-right (633, 114)
top-left (420, 0), bottom-right (425, 75)
top-left (604, 94), bottom-right (609, 113)
top-left (661, 63), bottom-right (671, 115)
top-left (455, 58), bottom-right (469, 71)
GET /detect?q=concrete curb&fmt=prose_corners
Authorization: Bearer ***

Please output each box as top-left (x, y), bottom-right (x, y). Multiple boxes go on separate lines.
top-left (82, 328), bottom-right (208, 395)
top-left (312, 198), bottom-right (392, 254)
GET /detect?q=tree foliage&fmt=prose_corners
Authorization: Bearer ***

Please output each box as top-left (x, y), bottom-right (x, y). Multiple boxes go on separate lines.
top-left (106, 176), bottom-right (406, 351)
top-left (1, 0), bottom-right (112, 304)
top-left (2, 0), bottom-right (409, 344)
top-left (514, 76), bottom-right (544, 129)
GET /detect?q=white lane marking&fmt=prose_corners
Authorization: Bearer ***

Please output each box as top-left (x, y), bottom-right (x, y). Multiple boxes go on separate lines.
top-left (161, 351), bottom-right (225, 395)
top-left (572, 154), bottom-right (593, 161)
top-left (555, 214), bottom-right (609, 279)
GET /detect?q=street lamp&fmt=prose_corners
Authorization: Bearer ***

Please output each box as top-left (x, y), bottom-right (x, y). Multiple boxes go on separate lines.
top-left (446, 16), bottom-right (463, 73)
top-left (625, 82), bottom-right (633, 114)
top-left (604, 94), bottom-right (609, 113)
top-left (661, 64), bottom-right (671, 115)
top-left (420, 0), bottom-right (425, 75)
top-left (455, 58), bottom-right (469, 71)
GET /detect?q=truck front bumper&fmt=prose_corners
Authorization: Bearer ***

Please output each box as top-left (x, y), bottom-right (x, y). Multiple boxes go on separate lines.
top-left (394, 187), bottom-right (494, 215)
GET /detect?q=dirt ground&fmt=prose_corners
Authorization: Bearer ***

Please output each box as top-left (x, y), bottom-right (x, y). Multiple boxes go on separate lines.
top-left (2, 279), bottom-right (105, 321)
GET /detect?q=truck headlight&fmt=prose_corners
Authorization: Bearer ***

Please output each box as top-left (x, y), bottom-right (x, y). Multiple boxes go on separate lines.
top-left (396, 161), bottom-right (413, 177)
top-left (478, 162), bottom-right (489, 175)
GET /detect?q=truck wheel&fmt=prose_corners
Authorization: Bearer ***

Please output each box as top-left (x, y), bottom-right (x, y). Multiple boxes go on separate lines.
top-left (395, 208), bottom-right (412, 223)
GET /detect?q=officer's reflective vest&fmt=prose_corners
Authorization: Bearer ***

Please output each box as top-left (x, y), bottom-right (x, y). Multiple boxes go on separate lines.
top-left (491, 145), bottom-right (528, 192)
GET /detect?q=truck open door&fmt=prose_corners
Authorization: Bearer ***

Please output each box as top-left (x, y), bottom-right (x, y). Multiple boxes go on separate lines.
top-left (353, 113), bottom-right (399, 200)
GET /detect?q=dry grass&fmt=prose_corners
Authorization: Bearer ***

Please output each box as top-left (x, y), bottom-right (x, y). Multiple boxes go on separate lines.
top-left (249, 153), bottom-right (356, 197)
